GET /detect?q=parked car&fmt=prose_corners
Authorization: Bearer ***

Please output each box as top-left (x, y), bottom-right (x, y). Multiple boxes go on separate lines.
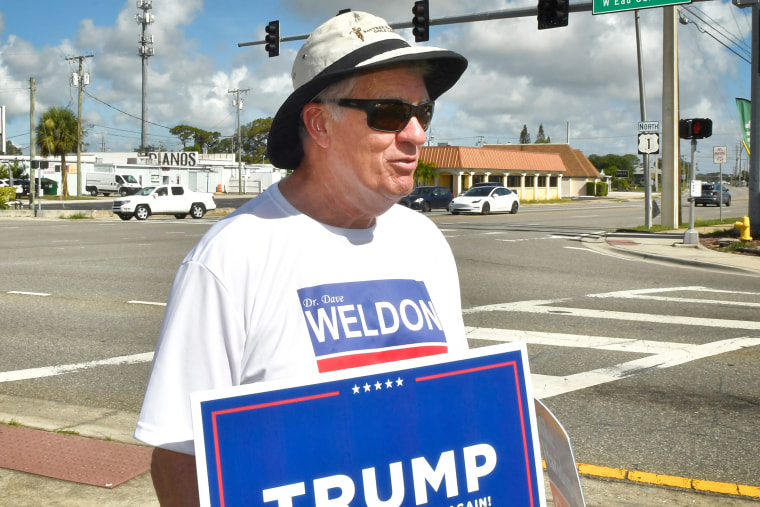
top-left (470, 181), bottom-right (505, 188)
top-left (0, 178), bottom-right (23, 195)
top-left (695, 183), bottom-right (731, 207)
top-left (112, 184), bottom-right (216, 220)
top-left (398, 186), bottom-right (453, 212)
top-left (449, 185), bottom-right (520, 215)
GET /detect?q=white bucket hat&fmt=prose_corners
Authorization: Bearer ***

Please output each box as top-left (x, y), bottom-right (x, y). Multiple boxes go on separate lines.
top-left (267, 10), bottom-right (468, 169)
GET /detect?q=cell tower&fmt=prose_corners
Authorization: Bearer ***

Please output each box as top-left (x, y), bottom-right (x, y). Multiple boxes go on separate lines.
top-left (136, 0), bottom-right (155, 151)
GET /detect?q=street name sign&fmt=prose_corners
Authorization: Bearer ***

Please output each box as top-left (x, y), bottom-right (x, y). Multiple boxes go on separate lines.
top-left (191, 343), bottom-right (546, 507)
top-left (594, 0), bottom-right (691, 15)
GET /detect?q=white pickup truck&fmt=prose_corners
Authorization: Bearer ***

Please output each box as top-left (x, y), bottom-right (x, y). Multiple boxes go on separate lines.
top-left (112, 184), bottom-right (216, 220)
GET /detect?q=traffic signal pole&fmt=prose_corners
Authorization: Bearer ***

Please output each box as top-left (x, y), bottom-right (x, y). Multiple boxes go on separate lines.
top-left (685, 138), bottom-right (699, 244)
top-left (750, 2), bottom-right (760, 237)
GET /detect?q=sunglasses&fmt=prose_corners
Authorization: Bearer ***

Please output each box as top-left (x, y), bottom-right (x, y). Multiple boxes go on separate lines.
top-left (322, 99), bottom-right (435, 133)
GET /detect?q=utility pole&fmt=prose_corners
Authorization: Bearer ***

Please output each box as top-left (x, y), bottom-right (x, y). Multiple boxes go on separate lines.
top-left (228, 88), bottom-right (249, 194)
top-left (136, 0), bottom-right (155, 151)
top-left (29, 77), bottom-right (35, 213)
top-left (67, 53), bottom-right (93, 197)
top-left (660, 6), bottom-right (680, 230)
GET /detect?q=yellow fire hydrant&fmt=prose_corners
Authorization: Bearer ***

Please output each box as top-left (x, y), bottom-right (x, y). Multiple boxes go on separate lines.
top-left (735, 216), bottom-right (753, 241)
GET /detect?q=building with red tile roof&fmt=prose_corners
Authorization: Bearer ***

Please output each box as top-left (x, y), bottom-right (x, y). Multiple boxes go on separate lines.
top-left (418, 144), bottom-right (603, 200)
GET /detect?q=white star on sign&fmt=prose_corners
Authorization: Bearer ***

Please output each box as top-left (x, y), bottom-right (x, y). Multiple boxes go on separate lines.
top-left (374, 381), bottom-right (382, 390)
top-left (363, 382), bottom-right (371, 392)
top-left (352, 384), bottom-right (360, 394)
top-left (396, 377), bottom-right (404, 387)
top-left (385, 379), bottom-right (393, 389)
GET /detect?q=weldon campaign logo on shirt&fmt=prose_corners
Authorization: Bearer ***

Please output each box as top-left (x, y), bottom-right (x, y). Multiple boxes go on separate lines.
top-left (297, 279), bottom-right (448, 372)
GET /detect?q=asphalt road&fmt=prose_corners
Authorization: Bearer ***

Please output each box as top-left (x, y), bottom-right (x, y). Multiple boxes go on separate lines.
top-left (0, 191), bottom-right (757, 492)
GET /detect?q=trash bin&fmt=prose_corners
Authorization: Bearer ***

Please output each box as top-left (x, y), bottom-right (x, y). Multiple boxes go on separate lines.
top-left (42, 179), bottom-right (58, 196)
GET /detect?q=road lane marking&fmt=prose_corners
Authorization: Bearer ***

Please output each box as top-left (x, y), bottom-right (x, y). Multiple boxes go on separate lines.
top-left (127, 300), bottom-right (167, 306)
top-left (563, 246), bottom-right (634, 259)
top-left (0, 352), bottom-right (154, 383)
top-left (7, 291), bottom-right (51, 297)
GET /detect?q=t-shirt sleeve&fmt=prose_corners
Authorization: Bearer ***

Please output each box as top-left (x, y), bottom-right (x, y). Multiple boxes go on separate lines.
top-left (134, 260), bottom-right (246, 455)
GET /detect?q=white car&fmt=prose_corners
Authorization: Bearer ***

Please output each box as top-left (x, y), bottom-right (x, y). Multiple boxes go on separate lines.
top-left (449, 185), bottom-right (519, 215)
top-left (112, 184), bottom-right (216, 220)
top-left (0, 178), bottom-right (23, 195)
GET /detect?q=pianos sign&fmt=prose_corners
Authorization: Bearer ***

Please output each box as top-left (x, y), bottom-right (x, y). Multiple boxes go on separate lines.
top-left (148, 151), bottom-right (198, 167)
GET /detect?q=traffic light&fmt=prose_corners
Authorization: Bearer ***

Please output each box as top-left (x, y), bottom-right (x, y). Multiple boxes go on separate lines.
top-left (679, 118), bottom-right (713, 139)
top-left (537, 0), bottom-right (569, 30)
top-left (412, 0), bottom-right (429, 42)
top-left (265, 20), bottom-right (280, 58)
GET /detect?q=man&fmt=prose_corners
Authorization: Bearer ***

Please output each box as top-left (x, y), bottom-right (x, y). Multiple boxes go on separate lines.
top-left (135, 10), bottom-right (468, 505)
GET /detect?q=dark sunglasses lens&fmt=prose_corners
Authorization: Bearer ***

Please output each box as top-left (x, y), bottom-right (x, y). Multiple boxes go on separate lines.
top-left (417, 103), bottom-right (434, 130)
top-left (368, 102), bottom-right (412, 131)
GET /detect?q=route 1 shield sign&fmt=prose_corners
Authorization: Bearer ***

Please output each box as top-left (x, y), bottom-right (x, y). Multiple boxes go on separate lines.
top-left (191, 342), bottom-right (545, 507)
top-left (638, 133), bottom-right (660, 154)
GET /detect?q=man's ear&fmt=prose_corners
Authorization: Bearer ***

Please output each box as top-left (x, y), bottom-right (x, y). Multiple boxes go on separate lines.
top-left (301, 103), bottom-right (330, 148)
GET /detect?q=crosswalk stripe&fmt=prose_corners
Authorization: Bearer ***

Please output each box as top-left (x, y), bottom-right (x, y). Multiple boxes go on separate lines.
top-left (464, 299), bottom-right (760, 330)
top-left (465, 327), bottom-right (694, 355)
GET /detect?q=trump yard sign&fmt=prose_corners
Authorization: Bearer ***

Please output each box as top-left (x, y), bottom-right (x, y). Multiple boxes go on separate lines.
top-left (191, 342), bottom-right (544, 507)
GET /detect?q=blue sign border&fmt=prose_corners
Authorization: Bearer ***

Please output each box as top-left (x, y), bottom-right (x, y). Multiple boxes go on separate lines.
top-left (192, 342), bottom-right (544, 507)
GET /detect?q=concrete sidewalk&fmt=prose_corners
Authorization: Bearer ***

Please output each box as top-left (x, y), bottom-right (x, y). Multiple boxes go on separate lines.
top-left (587, 228), bottom-right (760, 276)
top-left (2, 393), bottom-right (759, 506)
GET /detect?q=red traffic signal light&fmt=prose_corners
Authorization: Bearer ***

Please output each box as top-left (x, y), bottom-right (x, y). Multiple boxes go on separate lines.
top-left (679, 118), bottom-right (712, 139)
top-left (538, 0), bottom-right (569, 30)
top-left (265, 20), bottom-right (280, 58)
top-left (412, 0), bottom-right (429, 42)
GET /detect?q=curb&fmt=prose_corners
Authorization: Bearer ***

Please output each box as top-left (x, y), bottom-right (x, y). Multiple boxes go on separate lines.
top-left (576, 463), bottom-right (760, 500)
top-left (604, 243), bottom-right (754, 274)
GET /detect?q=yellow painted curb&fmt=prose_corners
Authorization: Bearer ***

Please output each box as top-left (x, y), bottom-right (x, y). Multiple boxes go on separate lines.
top-left (577, 463), bottom-right (626, 480)
top-left (628, 470), bottom-right (691, 489)
top-left (738, 484), bottom-right (760, 498)
top-left (573, 463), bottom-right (760, 499)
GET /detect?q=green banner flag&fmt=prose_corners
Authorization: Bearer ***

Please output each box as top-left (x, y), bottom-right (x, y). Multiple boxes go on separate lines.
top-left (736, 97), bottom-right (751, 155)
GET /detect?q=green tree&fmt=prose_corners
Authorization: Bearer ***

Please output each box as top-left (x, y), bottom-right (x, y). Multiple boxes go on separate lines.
top-left (241, 117), bottom-right (273, 163)
top-left (415, 160), bottom-right (436, 186)
top-left (0, 160), bottom-right (25, 179)
top-left (36, 107), bottom-right (78, 198)
top-left (535, 124), bottom-right (548, 144)
top-left (4, 140), bottom-right (23, 156)
top-left (169, 125), bottom-right (197, 149)
top-left (519, 125), bottom-right (531, 144)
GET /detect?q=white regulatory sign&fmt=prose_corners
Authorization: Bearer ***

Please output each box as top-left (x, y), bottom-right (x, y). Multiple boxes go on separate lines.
top-left (638, 133), bottom-right (660, 154)
top-left (713, 146), bottom-right (728, 164)
top-left (638, 121), bottom-right (660, 133)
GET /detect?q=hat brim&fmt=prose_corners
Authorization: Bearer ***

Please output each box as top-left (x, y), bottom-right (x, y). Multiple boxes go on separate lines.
top-left (267, 40), bottom-right (468, 170)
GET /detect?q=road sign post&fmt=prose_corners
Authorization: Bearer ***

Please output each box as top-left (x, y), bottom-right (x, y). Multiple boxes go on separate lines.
top-left (714, 146), bottom-right (727, 221)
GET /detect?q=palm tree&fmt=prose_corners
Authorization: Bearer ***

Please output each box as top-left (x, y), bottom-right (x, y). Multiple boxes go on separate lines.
top-left (415, 160), bottom-right (437, 186)
top-left (36, 107), bottom-right (78, 198)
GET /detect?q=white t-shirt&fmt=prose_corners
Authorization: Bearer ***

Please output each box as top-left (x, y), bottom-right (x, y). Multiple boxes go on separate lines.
top-left (134, 183), bottom-right (467, 454)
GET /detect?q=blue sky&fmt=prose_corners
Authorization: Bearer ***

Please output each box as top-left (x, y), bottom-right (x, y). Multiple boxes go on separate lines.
top-left (0, 0), bottom-right (752, 173)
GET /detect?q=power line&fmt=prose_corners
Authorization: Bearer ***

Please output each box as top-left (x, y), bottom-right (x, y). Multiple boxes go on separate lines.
top-left (83, 90), bottom-right (172, 129)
